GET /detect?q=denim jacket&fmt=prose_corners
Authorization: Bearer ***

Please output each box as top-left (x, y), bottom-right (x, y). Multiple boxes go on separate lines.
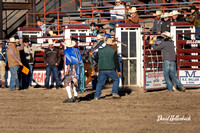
top-left (0, 45), bottom-right (7, 63)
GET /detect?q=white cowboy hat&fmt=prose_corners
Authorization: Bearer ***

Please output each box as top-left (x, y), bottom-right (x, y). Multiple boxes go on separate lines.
top-left (161, 31), bottom-right (172, 38)
top-left (171, 10), bottom-right (181, 16)
top-left (115, 0), bottom-right (121, 3)
top-left (96, 34), bottom-right (103, 40)
top-left (129, 7), bottom-right (138, 13)
top-left (7, 37), bottom-right (16, 43)
top-left (153, 11), bottom-right (162, 16)
top-left (161, 12), bottom-right (170, 18)
top-left (106, 38), bottom-right (115, 45)
top-left (168, 12), bottom-right (173, 17)
top-left (63, 39), bottom-right (76, 47)
top-left (49, 31), bottom-right (56, 36)
top-left (48, 39), bottom-right (55, 45)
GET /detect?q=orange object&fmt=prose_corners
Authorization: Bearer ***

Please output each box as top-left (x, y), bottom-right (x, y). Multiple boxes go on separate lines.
top-left (22, 66), bottom-right (30, 75)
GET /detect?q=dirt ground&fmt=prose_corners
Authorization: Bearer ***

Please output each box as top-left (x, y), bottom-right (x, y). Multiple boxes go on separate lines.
top-left (0, 85), bottom-right (199, 133)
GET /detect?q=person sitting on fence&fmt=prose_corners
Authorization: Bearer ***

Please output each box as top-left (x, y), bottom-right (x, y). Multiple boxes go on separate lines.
top-left (90, 22), bottom-right (99, 42)
top-left (161, 13), bottom-right (171, 33)
top-left (63, 39), bottom-right (82, 103)
top-left (0, 41), bottom-right (7, 88)
top-left (127, 7), bottom-right (139, 24)
top-left (151, 31), bottom-right (186, 92)
top-left (109, 0), bottom-right (125, 32)
top-left (37, 19), bottom-right (46, 37)
top-left (184, 6), bottom-right (200, 40)
top-left (151, 11), bottom-right (162, 34)
top-left (43, 39), bottom-right (61, 89)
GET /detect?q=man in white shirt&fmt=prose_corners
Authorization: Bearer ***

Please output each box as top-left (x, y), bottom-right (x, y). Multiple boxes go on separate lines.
top-left (109, 0), bottom-right (125, 32)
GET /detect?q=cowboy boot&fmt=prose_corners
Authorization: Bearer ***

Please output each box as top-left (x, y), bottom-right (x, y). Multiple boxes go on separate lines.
top-left (1, 81), bottom-right (5, 88)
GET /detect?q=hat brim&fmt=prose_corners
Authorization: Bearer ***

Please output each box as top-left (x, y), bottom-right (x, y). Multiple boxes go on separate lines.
top-left (129, 10), bottom-right (137, 13)
top-left (161, 33), bottom-right (172, 38)
top-left (64, 41), bottom-right (76, 47)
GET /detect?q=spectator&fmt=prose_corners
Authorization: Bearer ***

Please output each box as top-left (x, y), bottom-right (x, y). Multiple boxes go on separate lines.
top-left (6, 37), bottom-right (23, 91)
top-left (90, 22), bottom-right (98, 42)
top-left (109, 0), bottom-right (125, 32)
top-left (0, 41), bottom-right (7, 88)
top-left (151, 31), bottom-right (186, 92)
top-left (127, 7), bottom-right (139, 24)
top-left (125, 2), bottom-right (131, 17)
top-left (184, 6), bottom-right (200, 40)
top-left (161, 13), bottom-right (171, 33)
top-left (63, 39), bottom-right (82, 103)
top-left (171, 10), bottom-right (185, 22)
top-left (37, 19), bottom-right (46, 37)
top-left (43, 39), bottom-right (61, 89)
top-left (94, 38), bottom-right (121, 100)
top-left (23, 38), bottom-right (45, 87)
top-left (151, 11), bottom-right (162, 34)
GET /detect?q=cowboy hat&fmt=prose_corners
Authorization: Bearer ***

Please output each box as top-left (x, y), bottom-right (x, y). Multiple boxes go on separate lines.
top-left (48, 39), bottom-right (55, 45)
top-left (49, 31), bottom-right (56, 36)
top-left (96, 34), bottom-right (103, 40)
top-left (115, 0), bottom-right (121, 3)
top-left (171, 10), bottom-right (181, 16)
top-left (153, 11), bottom-right (162, 16)
top-left (161, 12), bottom-right (170, 18)
top-left (63, 39), bottom-right (76, 47)
top-left (7, 37), bottom-right (16, 43)
top-left (129, 7), bottom-right (138, 13)
top-left (161, 31), bottom-right (172, 38)
top-left (106, 38), bottom-right (115, 45)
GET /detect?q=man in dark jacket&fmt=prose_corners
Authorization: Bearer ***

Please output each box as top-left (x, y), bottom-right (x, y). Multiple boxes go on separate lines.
top-left (43, 39), bottom-right (61, 89)
top-left (161, 13), bottom-right (171, 33)
top-left (94, 38), bottom-right (121, 100)
top-left (151, 11), bottom-right (162, 34)
top-left (151, 31), bottom-right (185, 92)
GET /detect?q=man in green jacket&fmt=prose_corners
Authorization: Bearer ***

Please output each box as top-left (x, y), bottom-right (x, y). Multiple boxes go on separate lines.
top-left (94, 38), bottom-right (121, 100)
top-left (184, 6), bottom-right (200, 40)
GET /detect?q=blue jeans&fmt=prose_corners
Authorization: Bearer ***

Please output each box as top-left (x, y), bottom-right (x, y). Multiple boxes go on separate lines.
top-left (94, 70), bottom-right (119, 98)
top-left (109, 16), bottom-right (117, 32)
top-left (45, 65), bottom-right (60, 88)
top-left (9, 65), bottom-right (19, 90)
top-left (29, 64), bottom-right (33, 86)
top-left (163, 60), bottom-right (184, 91)
top-left (195, 26), bottom-right (200, 40)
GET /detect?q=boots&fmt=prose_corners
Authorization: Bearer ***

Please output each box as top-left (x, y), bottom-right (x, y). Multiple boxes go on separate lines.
top-left (1, 81), bottom-right (5, 88)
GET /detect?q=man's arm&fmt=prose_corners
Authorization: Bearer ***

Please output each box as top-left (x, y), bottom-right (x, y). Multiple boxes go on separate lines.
top-left (57, 49), bottom-right (61, 65)
top-left (43, 49), bottom-right (48, 65)
top-left (7, 48), bottom-right (22, 65)
top-left (113, 51), bottom-right (120, 72)
top-left (151, 42), bottom-right (165, 51)
top-left (94, 52), bottom-right (99, 63)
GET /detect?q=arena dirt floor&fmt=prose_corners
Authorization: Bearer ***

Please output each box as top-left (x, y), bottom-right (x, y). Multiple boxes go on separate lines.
top-left (0, 84), bottom-right (199, 133)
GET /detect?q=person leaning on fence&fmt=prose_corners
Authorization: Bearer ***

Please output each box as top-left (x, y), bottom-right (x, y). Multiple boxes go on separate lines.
top-left (0, 41), bottom-right (7, 88)
top-left (184, 6), bottom-right (200, 40)
top-left (37, 19), bottom-right (46, 37)
top-left (151, 31), bottom-right (186, 92)
top-left (151, 11), bottom-right (162, 34)
top-left (62, 39), bottom-right (83, 103)
top-left (6, 37), bottom-right (23, 91)
top-left (109, 0), bottom-right (125, 33)
top-left (94, 38), bottom-right (121, 100)
top-left (23, 38), bottom-right (45, 87)
top-left (43, 39), bottom-right (61, 89)
top-left (127, 7), bottom-right (139, 24)
top-left (161, 13), bottom-right (171, 33)
top-left (171, 10), bottom-right (185, 22)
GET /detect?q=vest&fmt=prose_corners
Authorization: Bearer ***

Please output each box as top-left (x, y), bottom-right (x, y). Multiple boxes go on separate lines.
top-left (7, 45), bottom-right (21, 68)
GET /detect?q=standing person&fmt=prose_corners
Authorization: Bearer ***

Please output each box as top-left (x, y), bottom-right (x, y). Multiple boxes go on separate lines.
top-left (43, 39), bottom-right (61, 89)
top-left (94, 38), bottom-right (121, 100)
top-left (109, 0), bottom-right (125, 32)
top-left (7, 37), bottom-right (23, 91)
top-left (151, 31), bottom-right (186, 92)
top-left (127, 7), bottom-right (139, 24)
top-left (151, 11), bottom-right (162, 34)
top-left (23, 38), bottom-right (44, 87)
top-left (90, 22), bottom-right (98, 42)
top-left (0, 41), bottom-right (7, 88)
top-left (171, 10), bottom-right (185, 22)
top-left (161, 12), bottom-right (171, 33)
top-left (63, 39), bottom-right (83, 103)
top-left (184, 6), bottom-right (200, 40)
top-left (37, 19), bottom-right (46, 37)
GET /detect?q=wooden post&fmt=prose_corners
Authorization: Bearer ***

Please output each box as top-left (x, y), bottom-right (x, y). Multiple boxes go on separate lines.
top-left (0, 0), bottom-right (3, 39)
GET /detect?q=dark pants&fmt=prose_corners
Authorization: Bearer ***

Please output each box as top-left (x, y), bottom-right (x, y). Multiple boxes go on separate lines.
top-left (45, 65), bottom-right (60, 88)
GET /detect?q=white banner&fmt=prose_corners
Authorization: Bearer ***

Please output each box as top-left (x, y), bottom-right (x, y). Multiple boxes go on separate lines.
top-left (179, 70), bottom-right (200, 86)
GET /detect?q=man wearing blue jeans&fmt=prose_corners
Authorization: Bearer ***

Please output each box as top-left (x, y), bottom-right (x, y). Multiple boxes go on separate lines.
top-left (94, 38), bottom-right (121, 100)
top-left (43, 39), bottom-right (61, 89)
top-left (7, 37), bottom-right (23, 91)
top-left (152, 31), bottom-right (185, 92)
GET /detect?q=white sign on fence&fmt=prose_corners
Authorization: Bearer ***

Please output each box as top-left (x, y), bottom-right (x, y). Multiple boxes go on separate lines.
top-left (179, 70), bottom-right (200, 86)
top-left (145, 71), bottom-right (167, 89)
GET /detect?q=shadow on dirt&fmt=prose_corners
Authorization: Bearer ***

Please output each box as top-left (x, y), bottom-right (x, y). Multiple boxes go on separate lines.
top-left (79, 87), bottom-right (133, 102)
